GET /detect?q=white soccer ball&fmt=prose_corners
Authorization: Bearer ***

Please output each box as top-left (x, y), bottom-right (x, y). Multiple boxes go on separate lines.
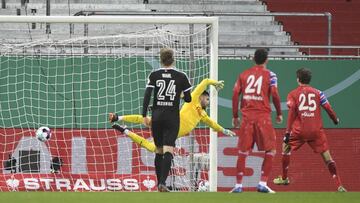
top-left (197, 180), bottom-right (209, 192)
top-left (36, 126), bottom-right (51, 142)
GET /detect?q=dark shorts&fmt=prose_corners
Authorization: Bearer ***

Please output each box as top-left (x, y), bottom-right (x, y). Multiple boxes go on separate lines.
top-left (151, 116), bottom-right (180, 148)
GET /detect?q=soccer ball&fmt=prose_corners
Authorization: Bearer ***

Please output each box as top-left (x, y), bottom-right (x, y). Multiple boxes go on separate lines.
top-left (35, 126), bottom-right (51, 142)
top-left (197, 180), bottom-right (209, 192)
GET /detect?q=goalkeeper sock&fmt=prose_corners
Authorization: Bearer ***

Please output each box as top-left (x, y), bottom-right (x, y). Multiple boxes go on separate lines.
top-left (236, 151), bottom-right (248, 184)
top-left (260, 151), bottom-right (275, 182)
top-left (155, 153), bottom-right (163, 185)
top-left (326, 160), bottom-right (342, 188)
top-left (160, 152), bottom-right (173, 185)
top-left (282, 153), bottom-right (290, 179)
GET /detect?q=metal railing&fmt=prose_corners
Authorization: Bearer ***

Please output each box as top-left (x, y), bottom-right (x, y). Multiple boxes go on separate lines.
top-left (74, 11), bottom-right (333, 55)
top-left (219, 45), bottom-right (360, 58)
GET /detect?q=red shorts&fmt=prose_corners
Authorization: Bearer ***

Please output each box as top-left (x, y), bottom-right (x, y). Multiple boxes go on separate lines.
top-left (289, 129), bottom-right (329, 153)
top-left (238, 116), bottom-right (276, 152)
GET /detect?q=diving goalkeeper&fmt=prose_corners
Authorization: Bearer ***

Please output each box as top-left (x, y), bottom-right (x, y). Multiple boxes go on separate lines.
top-left (109, 78), bottom-right (236, 152)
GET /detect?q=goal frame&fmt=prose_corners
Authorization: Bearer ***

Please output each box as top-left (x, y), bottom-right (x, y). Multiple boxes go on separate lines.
top-left (0, 15), bottom-right (219, 192)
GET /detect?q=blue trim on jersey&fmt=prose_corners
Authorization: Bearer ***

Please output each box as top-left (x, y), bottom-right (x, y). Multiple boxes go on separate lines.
top-left (319, 91), bottom-right (328, 105)
top-left (270, 71), bottom-right (278, 87)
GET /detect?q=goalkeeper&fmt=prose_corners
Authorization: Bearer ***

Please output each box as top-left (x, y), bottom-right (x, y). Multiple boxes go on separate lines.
top-left (109, 78), bottom-right (235, 152)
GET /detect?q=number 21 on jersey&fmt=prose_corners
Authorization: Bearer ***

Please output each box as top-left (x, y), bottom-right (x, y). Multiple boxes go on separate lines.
top-left (245, 75), bottom-right (263, 94)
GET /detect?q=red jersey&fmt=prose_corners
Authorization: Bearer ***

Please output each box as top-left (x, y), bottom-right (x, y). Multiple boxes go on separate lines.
top-left (286, 85), bottom-right (338, 137)
top-left (232, 65), bottom-right (281, 119)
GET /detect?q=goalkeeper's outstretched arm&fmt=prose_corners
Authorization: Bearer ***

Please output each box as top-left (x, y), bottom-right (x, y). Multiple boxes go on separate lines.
top-left (201, 115), bottom-right (235, 137)
top-left (191, 78), bottom-right (224, 99)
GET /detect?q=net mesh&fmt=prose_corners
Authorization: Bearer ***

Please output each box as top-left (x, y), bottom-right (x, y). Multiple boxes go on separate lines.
top-left (0, 22), bottom-right (213, 192)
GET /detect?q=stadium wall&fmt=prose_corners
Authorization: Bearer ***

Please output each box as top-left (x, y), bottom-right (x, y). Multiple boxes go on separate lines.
top-left (1, 58), bottom-right (359, 191)
top-left (0, 58), bottom-right (359, 128)
top-left (218, 59), bottom-right (360, 129)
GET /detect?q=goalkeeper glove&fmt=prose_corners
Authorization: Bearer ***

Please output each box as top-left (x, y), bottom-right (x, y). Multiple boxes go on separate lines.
top-left (214, 80), bottom-right (224, 91)
top-left (333, 118), bottom-right (340, 125)
top-left (109, 113), bottom-right (119, 123)
top-left (223, 128), bottom-right (236, 137)
top-left (283, 132), bottom-right (290, 144)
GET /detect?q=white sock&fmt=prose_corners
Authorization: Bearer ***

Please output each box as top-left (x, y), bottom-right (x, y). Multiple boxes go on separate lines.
top-left (235, 183), bottom-right (242, 188)
top-left (259, 181), bottom-right (267, 187)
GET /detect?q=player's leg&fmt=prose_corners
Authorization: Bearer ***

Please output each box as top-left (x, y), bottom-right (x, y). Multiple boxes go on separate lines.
top-left (126, 131), bottom-right (156, 152)
top-left (109, 112), bottom-right (150, 125)
top-left (274, 133), bottom-right (305, 185)
top-left (321, 150), bottom-right (347, 192)
top-left (158, 118), bottom-right (179, 192)
top-left (155, 147), bottom-right (163, 188)
top-left (273, 142), bottom-right (291, 185)
top-left (151, 120), bottom-right (165, 190)
top-left (230, 120), bottom-right (253, 193)
top-left (110, 122), bottom-right (156, 152)
top-left (255, 117), bottom-right (276, 193)
top-left (309, 130), bottom-right (346, 192)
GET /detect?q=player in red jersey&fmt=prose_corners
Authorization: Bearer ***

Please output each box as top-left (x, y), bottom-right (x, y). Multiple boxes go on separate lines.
top-left (231, 49), bottom-right (283, 193)
top-left (273, 68), bottom-right (347, 192)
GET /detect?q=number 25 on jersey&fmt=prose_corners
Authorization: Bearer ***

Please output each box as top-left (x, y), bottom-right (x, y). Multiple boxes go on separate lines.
top-left (299, 93), bottom-right (317, 111)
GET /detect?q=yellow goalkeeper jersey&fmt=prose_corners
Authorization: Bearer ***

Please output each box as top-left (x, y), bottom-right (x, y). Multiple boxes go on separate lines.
top-left (178, 79), bottom-right (223, 137)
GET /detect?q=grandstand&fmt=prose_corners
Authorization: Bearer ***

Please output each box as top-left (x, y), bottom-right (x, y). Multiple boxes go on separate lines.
top-left (0, 0), bottom-right (299, 56)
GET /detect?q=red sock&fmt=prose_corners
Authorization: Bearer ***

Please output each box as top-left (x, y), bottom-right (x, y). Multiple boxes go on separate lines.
top-left (282, 154), bottom-right (290, 179)
top-left (326, 160), bottom-right (342, 188)
top-left (236, 151), bottom-right (248, 184)
top-left (260, 151), bottom-right (275, 182)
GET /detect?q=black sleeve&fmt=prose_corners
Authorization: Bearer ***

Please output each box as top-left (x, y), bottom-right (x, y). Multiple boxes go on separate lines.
top-left (183, 90), bottom-right (191, 103)
top-left (142, 87), bottom-right (153, 117)
top-left (182, 73), bottom-right (192, 103)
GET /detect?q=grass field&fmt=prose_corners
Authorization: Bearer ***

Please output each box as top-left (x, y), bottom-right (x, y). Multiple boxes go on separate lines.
top-left (1, 192), bottom-right (359, 203)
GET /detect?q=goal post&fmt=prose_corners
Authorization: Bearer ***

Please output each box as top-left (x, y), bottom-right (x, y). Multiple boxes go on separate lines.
top-left (0, 15), bottom-right (218, 192)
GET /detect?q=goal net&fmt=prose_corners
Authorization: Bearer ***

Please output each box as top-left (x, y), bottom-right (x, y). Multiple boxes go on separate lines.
top-left (0, 16), bottom-right (218, 192)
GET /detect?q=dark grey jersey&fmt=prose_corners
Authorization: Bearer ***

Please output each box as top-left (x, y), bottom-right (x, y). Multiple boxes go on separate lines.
top-left (146, 68), bottom-right (192, 113)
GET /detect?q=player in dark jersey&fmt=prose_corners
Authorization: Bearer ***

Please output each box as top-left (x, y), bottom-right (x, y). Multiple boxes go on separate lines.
top-left (142, 48), bottom-right (192, 192)
top-left (273, 68), bottom-right (347, 192)
top-left (231, 49), bottom-right (282, 193)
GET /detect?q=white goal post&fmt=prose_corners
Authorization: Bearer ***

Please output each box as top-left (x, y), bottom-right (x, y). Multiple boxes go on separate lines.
top-left (0, 15), bottom-right (218, 192)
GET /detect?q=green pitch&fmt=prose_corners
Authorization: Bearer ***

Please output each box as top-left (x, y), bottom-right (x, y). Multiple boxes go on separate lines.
top-left (1, 192), bottom-right (359, 203)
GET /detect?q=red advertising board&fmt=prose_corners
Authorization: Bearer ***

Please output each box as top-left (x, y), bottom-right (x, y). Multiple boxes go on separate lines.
top-left (0, 128), bottom-right (359, 191)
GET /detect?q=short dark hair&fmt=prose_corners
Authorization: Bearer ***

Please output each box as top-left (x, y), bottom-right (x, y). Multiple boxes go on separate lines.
top-left (201, 90), bottom-right (209, 96)
top-left (296, 68), bottom-right (312, 84)
top-left (254, 48), bottom-right (268, 65)
top-left (160, 47), bottom-right (174, 66)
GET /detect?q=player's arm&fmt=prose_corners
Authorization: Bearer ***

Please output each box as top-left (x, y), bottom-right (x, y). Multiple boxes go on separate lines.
top-left (286, 94), bottom-right (297, 133)
top-left (142, 72), bottom-right (155, 126)
top-left (191, 78), bottom-right (224, 99)
top-left (232, 75), bottom-right (242, 127)
top-left (319, 91), bottom-right (339, 125)
top-left (201, 114), bottom-right (235, 137)
top-left (182, 73), bottom-right (193, 103)
top-left (284, 94), bottom-right (297, 143)
top-left (270, 71), bottom-right (283, 123)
